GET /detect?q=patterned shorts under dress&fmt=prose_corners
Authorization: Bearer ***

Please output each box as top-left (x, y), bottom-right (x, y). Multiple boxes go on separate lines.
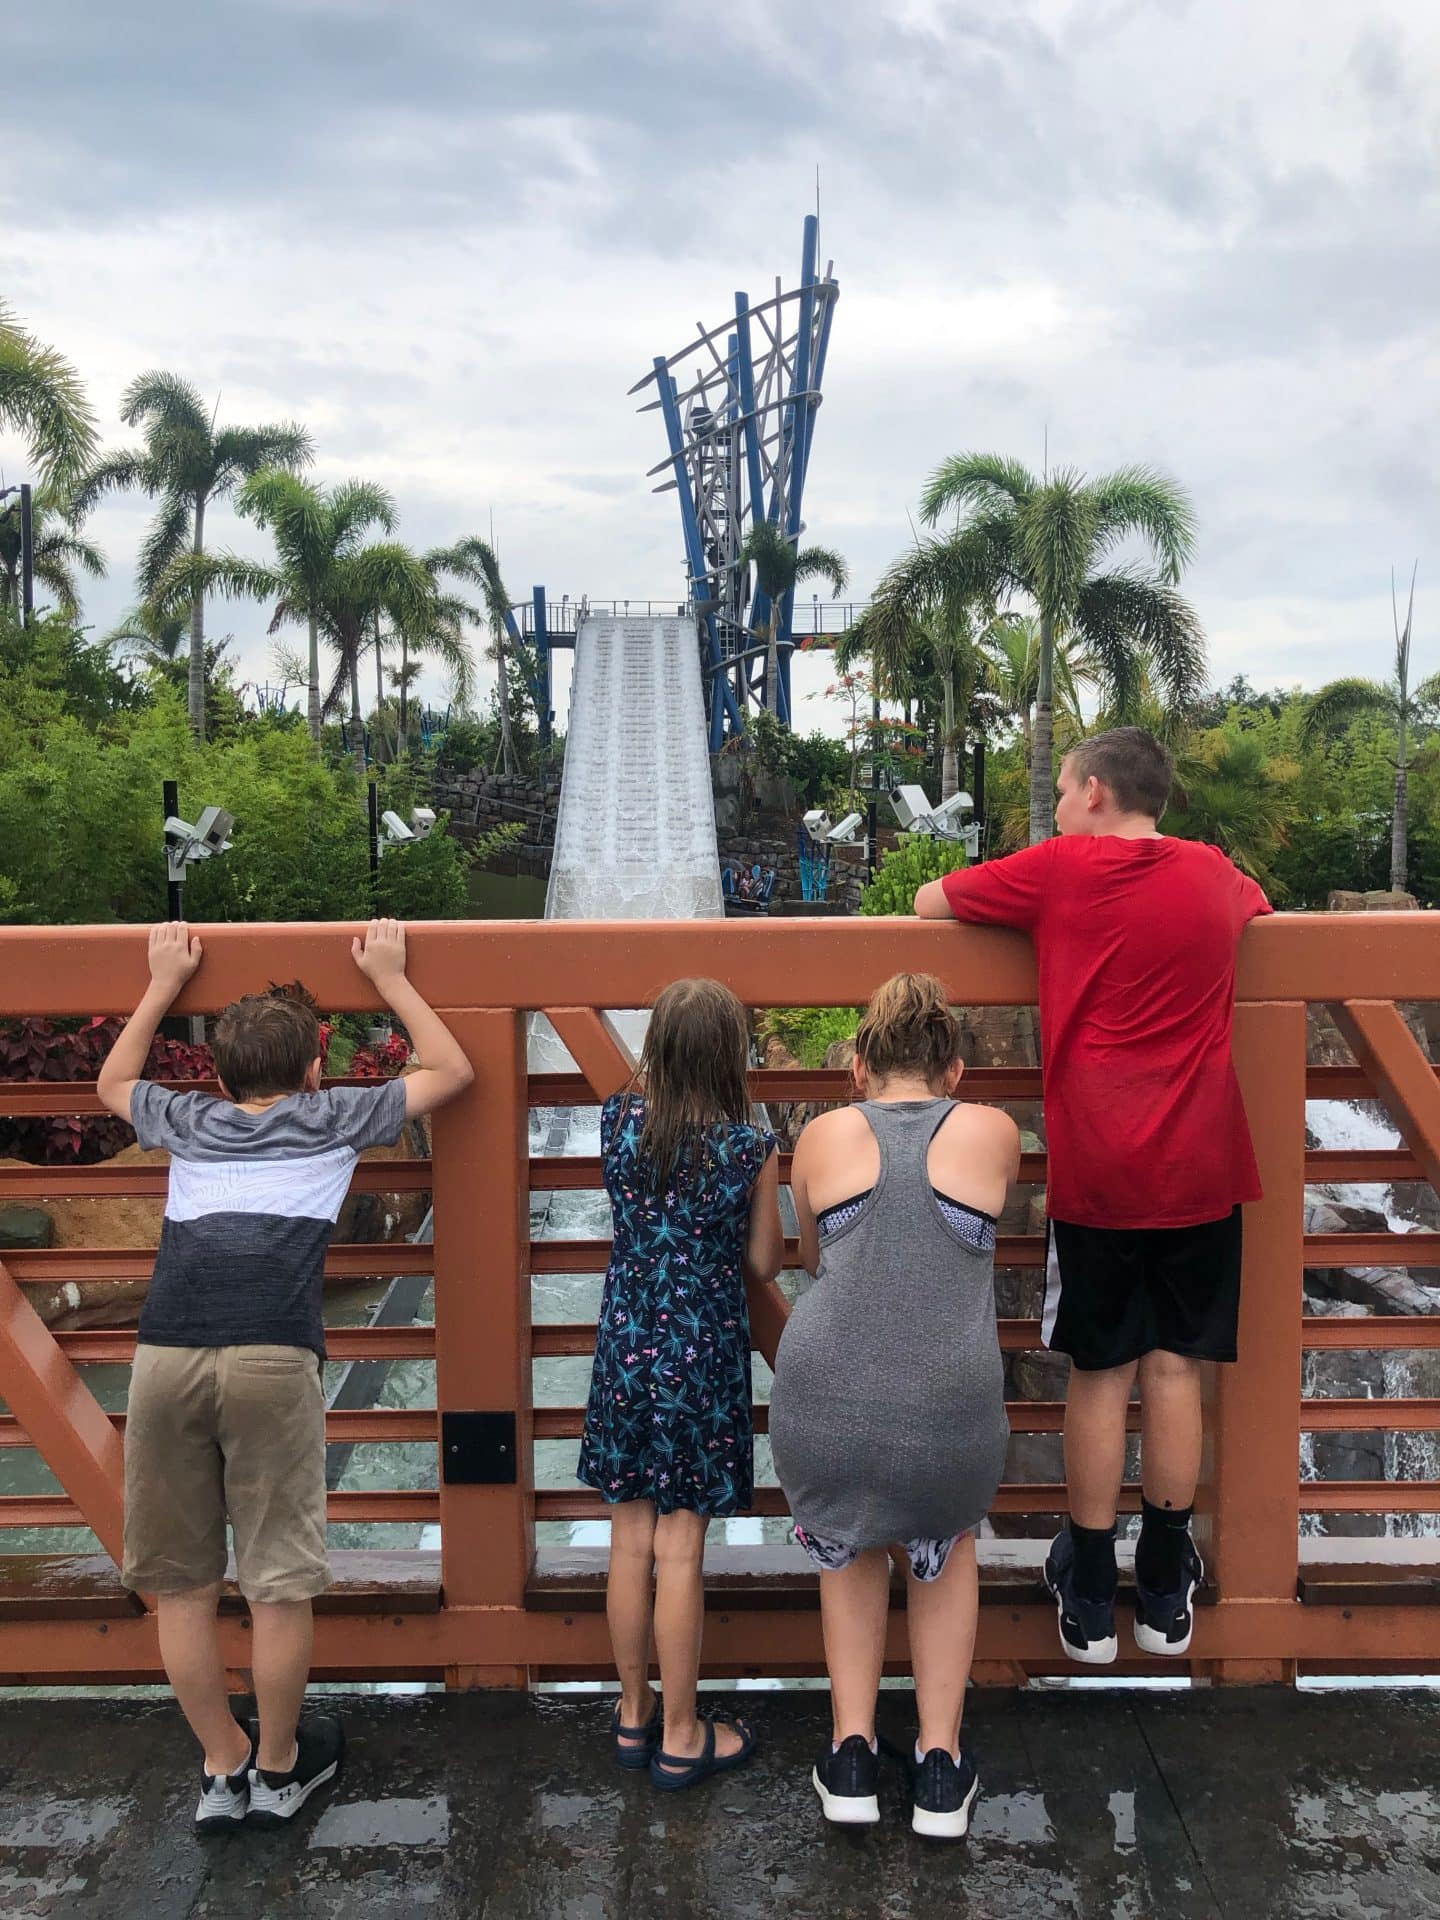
top-left (792, 1525), bottom-right (974, 1583)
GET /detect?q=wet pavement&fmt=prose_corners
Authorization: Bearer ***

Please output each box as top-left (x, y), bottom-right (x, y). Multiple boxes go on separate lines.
top-left (1, 1686), bottom-right (1439, 1917)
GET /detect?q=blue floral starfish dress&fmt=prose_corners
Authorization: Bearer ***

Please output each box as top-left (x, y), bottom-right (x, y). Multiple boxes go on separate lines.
top-left (578, 1092), bottom-right (776, 1517)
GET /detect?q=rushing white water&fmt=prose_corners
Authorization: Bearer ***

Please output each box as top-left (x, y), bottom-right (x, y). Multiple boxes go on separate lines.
top-left (530, 612), bottom-right (722, 1077)
top-left (1304, 1099), bottom-right (1439, 1538)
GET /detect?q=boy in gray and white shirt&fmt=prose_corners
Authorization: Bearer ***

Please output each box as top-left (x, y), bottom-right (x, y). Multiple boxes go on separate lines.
top-left (98, 919), bottom-right (473, 1834)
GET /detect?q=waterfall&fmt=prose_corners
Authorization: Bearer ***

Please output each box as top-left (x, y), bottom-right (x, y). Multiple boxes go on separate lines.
top-left (1305, 1099), bottom-right (1439, 1537)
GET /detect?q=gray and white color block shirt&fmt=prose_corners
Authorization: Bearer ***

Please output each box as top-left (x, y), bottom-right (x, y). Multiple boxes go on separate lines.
top-left (131, 1079), bottom-right (409, 1358)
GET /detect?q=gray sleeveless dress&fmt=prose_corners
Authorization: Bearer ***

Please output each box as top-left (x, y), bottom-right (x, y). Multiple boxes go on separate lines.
top-left (769, 1098), bottom-right (1008, 1549)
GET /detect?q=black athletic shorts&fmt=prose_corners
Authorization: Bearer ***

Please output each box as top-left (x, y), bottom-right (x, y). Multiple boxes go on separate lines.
top-left (1042, 1207), bottom-right (1243, 1372)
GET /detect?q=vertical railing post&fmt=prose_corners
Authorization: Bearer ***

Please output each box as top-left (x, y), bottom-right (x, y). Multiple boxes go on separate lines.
top-left (430, 1008), bottom-right (533, 1688)
top-left (1196, 1001), bottom-right (1307, 1683)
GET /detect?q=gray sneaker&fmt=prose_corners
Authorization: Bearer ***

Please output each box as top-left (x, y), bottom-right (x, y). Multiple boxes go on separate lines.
top-left (247, 1714), bottom-right (345, 1828)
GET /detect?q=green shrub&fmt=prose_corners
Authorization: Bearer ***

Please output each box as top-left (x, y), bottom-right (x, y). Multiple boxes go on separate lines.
top-left (756, 1004), bottom-right (861, 1068)
top-left (859, 835), bottom-right (967, 916)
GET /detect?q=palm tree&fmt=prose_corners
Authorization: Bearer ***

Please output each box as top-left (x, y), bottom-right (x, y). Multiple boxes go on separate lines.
top-left (424, 537), bottom-right (520, 773)
top-left (839, 593), bottom-right (990, 801)
top-left (1301, 566), bottom-right (1434, 892)
top-left (0, 301), bottom-right (97, 487)
top-left (897, 456), bottom-right (1206, 842)
top-left (74, 374), bottom-right (311, 740)
top-left (1166, 732), bottom-right (1296, 882)
top-left (155, 471), bottom-right (386, 746)
top-left (106, 600), bottom-right (188, 668)
top-left (737, 520), bottom-right (848, 717)
top-left (980, 612), bottom-right (1093, 750)
top-left (0, 490), bottom-right (105, 617)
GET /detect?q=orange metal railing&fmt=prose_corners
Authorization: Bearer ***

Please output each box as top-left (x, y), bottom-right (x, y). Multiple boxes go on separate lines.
top-left (0, 914), bottom-right (1437, 1686)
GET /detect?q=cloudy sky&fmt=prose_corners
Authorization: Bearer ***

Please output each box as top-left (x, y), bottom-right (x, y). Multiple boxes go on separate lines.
top-left (4, 0), bottom-right (1437, 731)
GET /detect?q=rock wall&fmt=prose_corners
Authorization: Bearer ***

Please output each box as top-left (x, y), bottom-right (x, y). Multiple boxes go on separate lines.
top-left (433, 767), bottom-right (870, 909)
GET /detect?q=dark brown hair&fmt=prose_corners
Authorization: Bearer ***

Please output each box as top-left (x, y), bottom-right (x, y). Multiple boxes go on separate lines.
top-left (854, 972), bottom-right (962, 1090)
top-left (211, 981), bottom-right (322, 1103)
top-left (620, 978), bottom-right (753, 1192)
top-left (1065, 726), bottom-right (1174, 820)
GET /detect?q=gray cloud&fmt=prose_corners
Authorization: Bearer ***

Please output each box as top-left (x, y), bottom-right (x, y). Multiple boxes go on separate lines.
top-left (1, 0), bottom-right (1437, 717)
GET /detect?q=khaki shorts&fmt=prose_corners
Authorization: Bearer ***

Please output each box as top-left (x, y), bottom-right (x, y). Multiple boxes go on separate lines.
top-left (123, 1344), bottom-right (329, 1604)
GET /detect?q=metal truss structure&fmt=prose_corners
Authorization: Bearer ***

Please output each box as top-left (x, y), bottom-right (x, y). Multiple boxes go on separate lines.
top-left (630, 215), bottom-right (839, 749)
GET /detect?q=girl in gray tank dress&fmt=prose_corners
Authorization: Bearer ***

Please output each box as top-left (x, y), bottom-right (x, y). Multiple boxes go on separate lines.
top-left (769, 972), bottom-right (1019, 1839)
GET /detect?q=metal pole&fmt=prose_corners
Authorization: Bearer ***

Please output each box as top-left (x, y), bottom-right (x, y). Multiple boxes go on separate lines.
top-left (866, 690), bottom-right (880, 880)
top-left (368, 779), bottom-right (380, 892)
top-left (163, 780), bottom-right (183, 920)
top-left (972, 741), bottom-right (986, 856)
top-left (19, 484), bottom-right (34, 629)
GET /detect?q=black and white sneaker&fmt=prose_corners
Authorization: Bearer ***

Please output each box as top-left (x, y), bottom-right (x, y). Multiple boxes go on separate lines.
top-left (911, 1747), bottom-right (978, 1841)
top-left (1134, 1534), bottom-right (1203, 1656)
top-left (812, 1734), bottom-right (880, 1825)
top-left (1043, 1528), bottom-right (1118, 1665)
top-left (194, 1723), bottom-right (256, 1835)
top-left (247, 1714), bottom-right (345, 1828)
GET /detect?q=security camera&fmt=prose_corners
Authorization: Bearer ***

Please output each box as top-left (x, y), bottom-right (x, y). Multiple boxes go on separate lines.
top-left (929, 791), bottom-right (973, 832)
top-left (380, 810), bottom-right (414, 843)
top-left (194, 805), bottom-right (234, 854)
top-left (801, 808), bottom-right (832, 843)
top-left (826, 812), bottom-right (863, 844)
top-left (409, 806), bottom-right (436, 840)
top-left (890, 784), bottom-right (936, 831)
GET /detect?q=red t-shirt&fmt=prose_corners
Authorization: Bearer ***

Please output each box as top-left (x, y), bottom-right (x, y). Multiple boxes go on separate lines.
top-left (940, 835), bottom-right (1273, 1230)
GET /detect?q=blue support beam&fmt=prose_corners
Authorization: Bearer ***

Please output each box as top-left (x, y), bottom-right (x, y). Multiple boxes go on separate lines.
top-left (775, 213), bottom-right (820, 727)
top-left (531, 586), bottom-right (552, 746)
top-left (654, 359), bottom-right (744, 749)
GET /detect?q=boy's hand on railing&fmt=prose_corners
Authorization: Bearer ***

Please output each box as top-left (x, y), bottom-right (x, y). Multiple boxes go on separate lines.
top-left (352, 917), bottom-right (407, 985)
top-left (147, 920), bottom-right (204, 1000)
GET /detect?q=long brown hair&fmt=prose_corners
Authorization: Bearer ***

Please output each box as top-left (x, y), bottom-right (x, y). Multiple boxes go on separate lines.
top-left (853, 972), bottom-right (962, 1090)
top-left (620, 978), bottom-right (753, 1191)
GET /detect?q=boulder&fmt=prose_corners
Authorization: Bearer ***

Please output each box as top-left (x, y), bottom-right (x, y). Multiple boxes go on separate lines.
top-left (0, 1204), bottom-right (55, 1251)
top-left (1363, 890), bottom-right (1420, 911)
top-left (1326, 890), bottom-right (1367, 912)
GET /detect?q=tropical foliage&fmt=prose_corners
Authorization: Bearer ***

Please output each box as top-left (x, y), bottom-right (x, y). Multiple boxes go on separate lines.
top-left (0, 300), bottom-right (97, 487)
top-left (74, 374), bottom-right (312, 740)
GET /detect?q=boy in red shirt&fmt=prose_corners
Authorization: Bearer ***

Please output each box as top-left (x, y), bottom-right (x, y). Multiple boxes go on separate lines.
top-left (915, 727), bottom-right (1271, 1663)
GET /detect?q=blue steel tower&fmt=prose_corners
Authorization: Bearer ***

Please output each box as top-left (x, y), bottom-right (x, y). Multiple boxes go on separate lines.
top-left (631, 216), bottom-right (838, 750)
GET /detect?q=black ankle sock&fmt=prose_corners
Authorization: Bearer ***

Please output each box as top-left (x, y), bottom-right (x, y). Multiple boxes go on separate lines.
top-left (1135, 1498), bottom-right (1193, 1591)
top-left (1068, 1520), bottom-right (1117, 1602)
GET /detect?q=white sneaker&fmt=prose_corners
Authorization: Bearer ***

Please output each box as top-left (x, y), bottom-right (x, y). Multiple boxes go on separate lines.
top-left (194, 1734), bottom-right (254, 1835)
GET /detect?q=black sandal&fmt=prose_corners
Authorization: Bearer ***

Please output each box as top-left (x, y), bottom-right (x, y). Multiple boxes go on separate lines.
top-left (648, 1717), bottom-right (756, 1793)
top-left (611, 1692), bottom-right (661, 1771)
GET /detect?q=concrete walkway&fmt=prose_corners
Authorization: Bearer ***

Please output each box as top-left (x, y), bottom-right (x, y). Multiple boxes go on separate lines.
top-left (2, 1687), bottom-right (1438, 1917)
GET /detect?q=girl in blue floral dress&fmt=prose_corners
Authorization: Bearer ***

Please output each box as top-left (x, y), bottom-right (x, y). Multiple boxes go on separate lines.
top-left (578, 978), bottom-right (783, 1790)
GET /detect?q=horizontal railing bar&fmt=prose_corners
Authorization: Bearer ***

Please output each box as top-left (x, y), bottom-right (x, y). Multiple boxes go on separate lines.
top-left (1301, 1482), bottom-right (1440, 1512)
top-left (53, 1327), bottom-right (437, 1363)
top-left (2, 1059), bottom-right (1430, 1121)
top-left (535, 1486), bottom-right (1148, 1521)
top-left (526, 1066), bottom-right (1048, 1106)
top-left (4, 1245), bottom-right (433, 1282)
top-left (526, 1232), bottom-right (1440, 1280)
top-left (1304, 1150), bottom-right (1423, 1182)
top-left (1301, 1400), bottom-right (1440, 1431)
top-left (6, 1400), bottom-right (1426, 1450)
top-left (1304, 1233), bottom-right (1440, 1268)
top-left (0, 1162), bottom-right (434, 1199)
top-left (533, 1317), bottom-right (1440, 1359)
top-left (0, 1489), bottom-right (441, 1529)
top-left (3, 1147), bottom-right (1415, 1203)
top-left (1300, 1318), bottom-right (1440, 1349)
top-left (0, 1075), bottom-right (398, 1118)
top-left (532, 1401), bottom-right (1114, 1440)
top-left (0, 1409), bottom-right (439, 1448)
top-left (4, 913), bottom-right (1439, 1015)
